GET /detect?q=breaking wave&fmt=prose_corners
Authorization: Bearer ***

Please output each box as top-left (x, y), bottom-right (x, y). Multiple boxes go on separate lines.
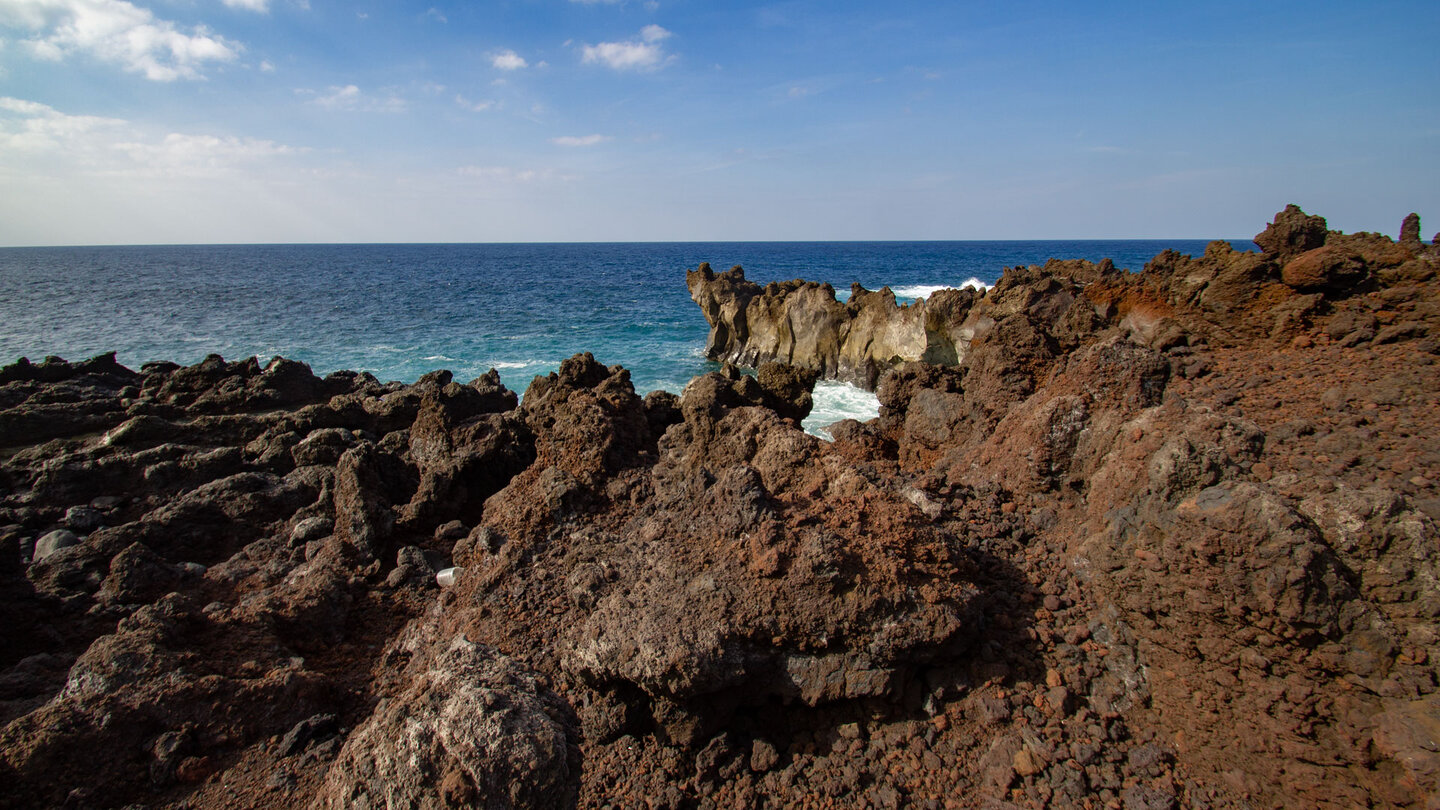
top-left (804, 380), bottom-right (881, 440)
top-left (890, 278), bottom-right (991, 301)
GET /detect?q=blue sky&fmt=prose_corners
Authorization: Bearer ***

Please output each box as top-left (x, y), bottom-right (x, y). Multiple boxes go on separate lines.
top-left (0, 0), bottom-right (1435, 245)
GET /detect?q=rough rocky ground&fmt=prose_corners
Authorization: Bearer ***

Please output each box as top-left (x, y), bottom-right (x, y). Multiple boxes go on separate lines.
top-left (0, 206), bottom-right (1437, 809)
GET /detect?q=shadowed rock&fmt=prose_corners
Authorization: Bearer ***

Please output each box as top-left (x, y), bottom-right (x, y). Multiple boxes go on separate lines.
top-left (317, 632), bottom-right (580, 810)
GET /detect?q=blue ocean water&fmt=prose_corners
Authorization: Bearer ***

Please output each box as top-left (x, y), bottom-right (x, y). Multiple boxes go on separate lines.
top-left (0, 240), bottom-right (1239, 431)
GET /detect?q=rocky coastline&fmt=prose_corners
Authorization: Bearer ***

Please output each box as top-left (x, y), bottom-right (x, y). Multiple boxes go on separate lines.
top-left (2, 206), bottom-right (1439, 808)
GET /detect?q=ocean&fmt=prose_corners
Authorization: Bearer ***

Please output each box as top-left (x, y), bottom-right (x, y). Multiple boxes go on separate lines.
top-left (0, 240), bottom-right (1236, 434)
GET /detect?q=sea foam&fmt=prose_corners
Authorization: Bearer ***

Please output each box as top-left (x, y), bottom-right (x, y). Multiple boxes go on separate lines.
top-left (804, 380), bottom-right (881, 440)
top-left (891, 278), bottom-right (991, 302)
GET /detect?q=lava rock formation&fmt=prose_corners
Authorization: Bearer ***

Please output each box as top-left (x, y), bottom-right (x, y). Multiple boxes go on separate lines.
top-left (1, 206), bottom-right (1438, 808)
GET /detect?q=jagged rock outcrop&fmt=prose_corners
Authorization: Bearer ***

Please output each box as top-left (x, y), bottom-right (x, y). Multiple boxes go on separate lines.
top-left (693, 206), bottom-right (1437, 394)
top-left (1253, 202), bottom-right (1330, 261)
top-left (687, 263), bottom-right (984, 388)
top-left (455, 358), bottom-right (982, 752)
top-left (0, 207), bottom-right (1437, 809)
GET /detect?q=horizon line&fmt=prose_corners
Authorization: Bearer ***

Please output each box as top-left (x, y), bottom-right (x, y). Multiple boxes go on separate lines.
top-left (0, 236), bottom-right (1255, 250)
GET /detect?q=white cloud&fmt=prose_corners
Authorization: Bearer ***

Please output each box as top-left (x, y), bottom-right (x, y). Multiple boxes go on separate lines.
top-left (303, 84), bottom-right (407, 113)
top-left (0, 95), bottom-right (301, 178)
top-left (312, 84), bottom-right (358, 107)
top-left (222, 0), bottom-right (269, 12)
top-left (0, 96), bottom-right (53, 116)
top-left (459, 166), bottom-right (535, 182)
top-left (259, 59), bottom-right (275, 72)
top-left (454, 94), bottom-right (492, 112)
top-left (423, 7), bottom-right (446, 23)
top-left (550, 134), bottom-right (610, 147)
top-left (0, 95), bottom-right (126, 155)
top-left (0, 0), bottom-right (242, 81)
top-left (490, 49), bottom-right (526, 70)
top-left (580, 25), bottom-right (673, 71)
top-left (117, 132), bottom-right (300, 171)
top-left (458, 165), bottom-right (580, 184)
top-left (0, 95), bottom-right (325, 244)
top-left (568, 0), bottom-right (660, 7)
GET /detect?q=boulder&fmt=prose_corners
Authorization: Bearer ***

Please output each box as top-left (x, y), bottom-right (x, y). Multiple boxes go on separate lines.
top-left (32, 529), bottom-right (79, 562)
top-left (1281, 245), bottom-right (1368, 292)
top-left (754, 362), bottom-right (819, 424)
top-left (317, 633), bottom-right (580, 810)
top-left (98, 542), bottom-right (185, 605)
top-left (332, 443), bottom-right (396, 561)
top-left (63, 506), bottom-right (104, 532)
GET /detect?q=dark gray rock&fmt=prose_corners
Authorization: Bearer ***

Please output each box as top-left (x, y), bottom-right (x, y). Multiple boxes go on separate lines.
top-left (33, 529), bottom-right (80, 562)
top-left (64, 506), bottom-right (104, 532)
top-left (280, 713), bottom-right (340, 757)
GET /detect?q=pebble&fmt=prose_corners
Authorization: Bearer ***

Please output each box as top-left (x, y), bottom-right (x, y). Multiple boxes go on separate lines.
top-left (434, 520), bottom-right (468, 541)
top-left (750, 739), bottom-right (779, 773)
top-left (1012, 748), bottom-right (1043, 777)
top-left (1046, 687), bottom-right (1070, 713)
top-left (290, 516), bottom-right (331, 546)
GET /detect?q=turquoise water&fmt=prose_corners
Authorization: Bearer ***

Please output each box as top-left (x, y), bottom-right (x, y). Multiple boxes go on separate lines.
top-left (0, 240), bottom-right (1237, 430)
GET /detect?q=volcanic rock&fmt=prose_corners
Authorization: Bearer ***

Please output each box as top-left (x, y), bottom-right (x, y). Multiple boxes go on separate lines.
top-left (1281, 245), bottom-right (1369, 292)
top-left (31, 529), bottom-right (79, 562)
top-left (317, 632), bottom-right (580, 810)
top-left (0, 207), bottom-right (1437, 809)
top-left (1254, 203), bottom-right (1329, 262)
top-left (1401, 212), bottom-right (1422, 246)
top-left (687, 262), bottom-right (985, 388)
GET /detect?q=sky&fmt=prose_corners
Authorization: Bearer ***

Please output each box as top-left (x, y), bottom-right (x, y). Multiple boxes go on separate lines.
top-left (0, 0), bottom-right (1436, 245)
